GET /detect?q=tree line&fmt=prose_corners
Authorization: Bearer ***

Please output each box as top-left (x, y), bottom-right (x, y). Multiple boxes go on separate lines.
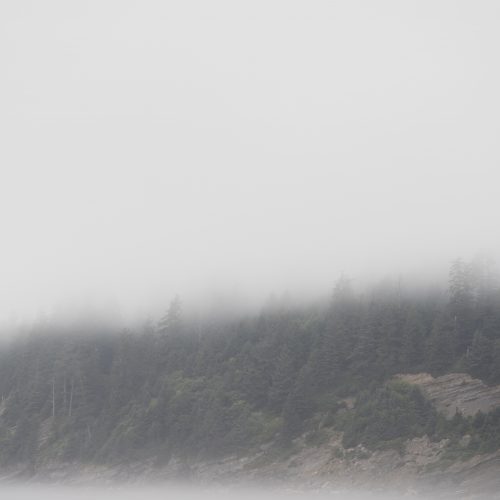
top-left (0, 258), bottom-right (499, 467)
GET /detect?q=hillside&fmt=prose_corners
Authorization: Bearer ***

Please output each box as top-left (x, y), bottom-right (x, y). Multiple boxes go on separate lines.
top-left (0, 259), bottom-right (500, 495)
top-left (4, 390), bottom-right (500, 498)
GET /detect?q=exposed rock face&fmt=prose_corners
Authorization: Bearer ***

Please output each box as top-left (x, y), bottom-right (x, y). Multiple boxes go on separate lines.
top-left (395, 373), bottom-right (500, 418)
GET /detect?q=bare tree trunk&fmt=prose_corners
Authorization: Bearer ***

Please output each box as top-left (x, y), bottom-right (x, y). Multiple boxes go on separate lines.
top-left (51, 377), bottom-right (55, 418)
top-left (69, 378), bottom-right (74, 417)
top-left (63, 377), bottom-right (67, 414)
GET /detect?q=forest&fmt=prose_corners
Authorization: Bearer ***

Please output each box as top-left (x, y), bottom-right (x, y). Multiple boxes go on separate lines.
top-left (1, 258), bottom-right (500, 468)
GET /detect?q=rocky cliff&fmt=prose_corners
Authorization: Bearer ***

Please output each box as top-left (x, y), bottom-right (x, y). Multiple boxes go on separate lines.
top-left (396, 373), bottom-right (500, 418)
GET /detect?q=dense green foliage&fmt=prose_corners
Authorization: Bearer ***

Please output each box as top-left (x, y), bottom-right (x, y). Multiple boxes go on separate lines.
top-left (0, 258), bottom-right (500, 467)
top-left (340, 380), bottom-right (437, 449)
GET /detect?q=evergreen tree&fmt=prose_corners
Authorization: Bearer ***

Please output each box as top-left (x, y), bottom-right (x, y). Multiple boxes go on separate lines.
top-left (449, 259), bottom-right (475, 353)
top-left (282, 366), bottom-right (314, 440)
top-left (268, 345), bottom-right (296, 411)
top-left (467, 331), bottom-right (493, 381)
top-left (427, 313), bottom-right (454, 375)
top-left (401, 307), bottom-right (427, 369)
top-left (158, 295), bottom-right (183, 336)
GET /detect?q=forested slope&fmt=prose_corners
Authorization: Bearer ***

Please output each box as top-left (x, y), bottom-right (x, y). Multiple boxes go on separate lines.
top-left (1, 259), bottom-right (500, 470)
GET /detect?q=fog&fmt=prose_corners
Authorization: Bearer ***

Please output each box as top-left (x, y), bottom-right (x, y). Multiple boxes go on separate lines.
top-left (1, 1), bottom-right (500, 322)
top-left (0, 485), bottom-right (469, 500)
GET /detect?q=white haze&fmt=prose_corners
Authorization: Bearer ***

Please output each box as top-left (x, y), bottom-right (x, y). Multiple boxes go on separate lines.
top-left (1, 1), bottom-right (500, 322)
top-left (0, 485), bottom-right (458, 500)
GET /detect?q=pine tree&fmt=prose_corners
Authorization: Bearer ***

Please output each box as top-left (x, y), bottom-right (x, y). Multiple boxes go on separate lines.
top-left (268, 345), bottom-right (296, 411)
top-left (467, 331), bottom-right (493, 381)
top-left (158, 295), bottom-right (183, 336)
top-left (401, 307), bottom-right (427, 370)
top-left (427, 313), bottom-right (454, 374)
top-left (282, 366), bottom-right (314, 440)
top-left (449, 259), bottom-right (475, 353)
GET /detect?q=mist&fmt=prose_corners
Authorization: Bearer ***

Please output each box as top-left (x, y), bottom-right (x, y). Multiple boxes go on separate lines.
top-left (2, 0), bottom-right (500, 322)
top-left (0, 484), bottom-right (478, 500)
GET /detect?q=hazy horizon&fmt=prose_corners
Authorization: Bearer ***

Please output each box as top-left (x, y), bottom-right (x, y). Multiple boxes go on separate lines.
top-left (2, 0), bottom-right (500, 322)
top-left (0, 484), bottom-right (456, 500)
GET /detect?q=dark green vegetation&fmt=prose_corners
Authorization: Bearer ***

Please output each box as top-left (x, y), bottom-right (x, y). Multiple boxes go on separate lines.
top-left (339, 380), bottom-right (438, 450)
top-left (1, 258), bottom-right (500, 468)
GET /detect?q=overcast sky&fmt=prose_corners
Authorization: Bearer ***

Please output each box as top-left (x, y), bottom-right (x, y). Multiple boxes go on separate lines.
top-left (1, 1), bottom-right (499, 321)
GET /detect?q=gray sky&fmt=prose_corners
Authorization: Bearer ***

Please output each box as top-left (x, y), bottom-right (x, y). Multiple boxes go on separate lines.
top-left (1, 1), bottom-right (499, 321)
